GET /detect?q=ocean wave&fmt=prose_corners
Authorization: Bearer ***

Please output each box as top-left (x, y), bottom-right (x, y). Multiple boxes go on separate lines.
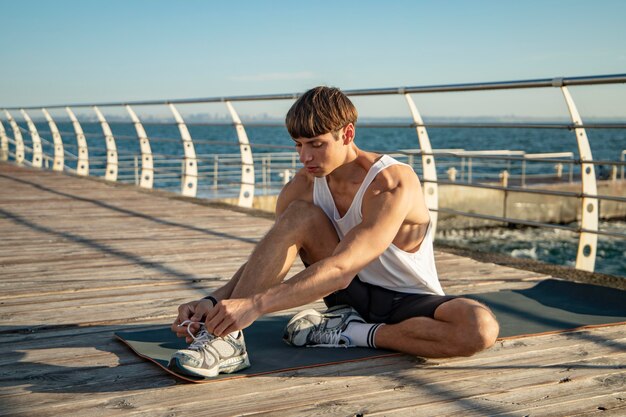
top-left (510, 246), bottom-right (538, 260)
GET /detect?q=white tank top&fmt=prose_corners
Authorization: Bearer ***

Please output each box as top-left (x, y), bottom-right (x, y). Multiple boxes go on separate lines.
top-left (313, 154), bottom-right (444, 295)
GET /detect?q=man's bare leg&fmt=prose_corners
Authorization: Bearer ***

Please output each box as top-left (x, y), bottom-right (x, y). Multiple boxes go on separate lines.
top-left (263, 205), bottom-right (499, 359)
top-left (227, 200), bottom-right (339, 299)
top-left (222, 200), bottom-right (498, 358)
top-left (374, 299), bottom-right (499, 358)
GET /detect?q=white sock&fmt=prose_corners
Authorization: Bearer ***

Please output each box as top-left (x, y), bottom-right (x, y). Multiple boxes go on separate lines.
top-left (342, 322), bottom-right (384, 348)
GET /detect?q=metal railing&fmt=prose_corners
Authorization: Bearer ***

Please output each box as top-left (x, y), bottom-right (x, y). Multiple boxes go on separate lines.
top-left (1, 73), bottom-right (625, 274)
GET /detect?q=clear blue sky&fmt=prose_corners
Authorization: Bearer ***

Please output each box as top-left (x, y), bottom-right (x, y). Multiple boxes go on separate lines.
top-left (1, 0), bottom-right (625, 119)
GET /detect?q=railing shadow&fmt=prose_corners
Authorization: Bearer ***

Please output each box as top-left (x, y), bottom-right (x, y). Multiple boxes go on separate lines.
top-left (0, 172), bottom-right (261, 245)
top-left (0, 207), bottom-right (226, 298)
top-left (0, 171), bottom-right (269, 300)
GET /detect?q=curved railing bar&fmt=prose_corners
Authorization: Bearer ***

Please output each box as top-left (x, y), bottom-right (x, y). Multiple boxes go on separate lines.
top-left (0, 119), bottom-right (8, 161)
top-left (225, 101), bottom-right (255, 208)
top-left (404, 94), bottom-right (438, 238)
top-left (65, 107), bottom-right (89, 176)
top-left (559, 86), bottom-right (598, 272)
top-left (3, 110), bottom-right (25, 165)
top-left (20, 109), bottom-right (43, 168)
top-left (41, 109), bottom-right (65, 172)
top-left (114, 120), bottom-right (626, 130)
top-left (125, 105), bottom-right (153, 189)
top-left (8, 73), bottom-right (625, 110)
top-left (168, 104), bottom-right (197, 196)
top-left (93, 106), bottom-right (118, 182)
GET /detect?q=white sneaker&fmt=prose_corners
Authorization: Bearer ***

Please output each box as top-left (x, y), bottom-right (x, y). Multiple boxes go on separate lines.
top-left (169, 321), bottom-right (250, 377)
top-left (283, 305), bottom-right (365, 348)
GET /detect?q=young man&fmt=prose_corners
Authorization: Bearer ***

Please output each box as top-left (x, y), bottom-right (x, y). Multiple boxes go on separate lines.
top-left (169, 86), bottom-right (499, 378)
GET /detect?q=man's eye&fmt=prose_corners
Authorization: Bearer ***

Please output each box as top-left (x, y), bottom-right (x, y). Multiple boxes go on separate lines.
top-left (312, 142), bottom-right (322, 148)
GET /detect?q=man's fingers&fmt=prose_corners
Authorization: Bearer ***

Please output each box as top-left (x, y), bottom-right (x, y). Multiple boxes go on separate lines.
top-left (172, 321), bottom-right (189, 338)
top-left (189, 308), bottom-right (204, 322)
top-left (188, 322), bottom-right (202, 335)
top-left (213, 317), bottom-right (232, 337)
top-left (205, 305), bottom-right (226, 334)
top-left (221, 323), bottom-right (239, 337)
top-left (190, 300), bottom-right (214, 322)
top-left (171, 313), bottom-right (187, 336)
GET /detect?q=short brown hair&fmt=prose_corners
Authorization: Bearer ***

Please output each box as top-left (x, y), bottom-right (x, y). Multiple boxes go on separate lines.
top-left (285, 86), bottom-right (358, 139)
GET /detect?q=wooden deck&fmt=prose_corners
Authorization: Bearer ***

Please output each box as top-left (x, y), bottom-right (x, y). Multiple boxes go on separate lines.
top-left (1, 162), bottom-right (624, 417)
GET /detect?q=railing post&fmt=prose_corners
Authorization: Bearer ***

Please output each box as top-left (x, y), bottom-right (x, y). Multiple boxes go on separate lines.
top-left (93, 106), bottom-right (118, 181)
top-left (42, 109), bottom-right (65, 171)
top-left (65, 107), bottom-right (89, 176)
top-left (125, 105), bottom-right (154, 189)
top-left (559, 84), bottom-right (598, 272)
top-left (499, 170), bottom-right (509, 188)
top-left (555, 163), bottom-right (563, 179)
top-left (225, 101), bottom-right (255, 208)
top-left (447, 167), bottom-right (457, 181)
top-left (168, 104), bottom-right (197, 197)
top-left (0, 119), bottom-right (8, 161)
top-left (262, 156), bottom-right (267, 188)
top-left (4, 110), bottom-right (25, 165)
top-left (213, 155), bottom-right (219, 190)
top-left (134, 155), bottom-right (139, 185)
top-left (20, 110), bottom-right (43, 168)
top-left (404, 94), bottom-right (438, 238)
top-left (460, 157), bottom-right (465, 181)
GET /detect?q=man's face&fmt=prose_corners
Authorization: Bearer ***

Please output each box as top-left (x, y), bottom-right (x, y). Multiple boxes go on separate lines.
top-left (294, 130), bottom-right (346, 177)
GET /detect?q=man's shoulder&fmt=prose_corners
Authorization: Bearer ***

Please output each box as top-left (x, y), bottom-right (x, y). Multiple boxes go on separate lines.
top-left (369, 161), bottom-right (419, 195)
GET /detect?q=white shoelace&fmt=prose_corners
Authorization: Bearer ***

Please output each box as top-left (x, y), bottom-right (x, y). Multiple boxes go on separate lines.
top-left (310, 327), bottom-right (343, 347)
top-left (179, 320), bottom-right (214, 350)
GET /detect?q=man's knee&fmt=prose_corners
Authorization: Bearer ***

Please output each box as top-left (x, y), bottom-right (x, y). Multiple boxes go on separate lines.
top-left (437, 298), bottom-right (499, 357)
top-left (277, 200), bottom-right (328, 230)
top-left (276, 200), bottom-right (339, 263)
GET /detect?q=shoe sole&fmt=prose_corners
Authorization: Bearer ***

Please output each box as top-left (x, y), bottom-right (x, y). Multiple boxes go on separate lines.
top-left (169, 353), bottom-right (251, 378)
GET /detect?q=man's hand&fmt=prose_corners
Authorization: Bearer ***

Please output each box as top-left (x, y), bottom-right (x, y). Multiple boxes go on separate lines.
top-left (171, 299), bottom-right (216, 342)
top-left (204, 297), bottom-right (261, 337)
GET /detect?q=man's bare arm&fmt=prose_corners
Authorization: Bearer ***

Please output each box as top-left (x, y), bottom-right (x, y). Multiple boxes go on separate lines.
top-left (255, 168), bottom-right (416, 314)
top-left (204, 167), bottom-right (417, 335)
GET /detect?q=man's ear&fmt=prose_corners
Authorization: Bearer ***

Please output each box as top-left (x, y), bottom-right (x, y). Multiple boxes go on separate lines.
top-left (342, 123), bottom-right (355, 145)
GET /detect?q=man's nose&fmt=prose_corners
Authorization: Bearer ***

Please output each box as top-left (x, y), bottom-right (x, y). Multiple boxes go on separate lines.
top-left (299, 150), bottom-right (312, 163)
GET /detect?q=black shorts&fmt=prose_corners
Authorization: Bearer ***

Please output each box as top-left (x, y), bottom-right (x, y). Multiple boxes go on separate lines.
top-left (323, 277), bottom-right (456, 324)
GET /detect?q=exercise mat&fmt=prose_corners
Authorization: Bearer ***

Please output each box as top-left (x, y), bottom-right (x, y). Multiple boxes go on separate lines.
top-left (116, 279), bottom-right (626, 382)
top-left (115, 316), bottom-right (397, 383)
top-left (466, 278), bottom-right (626, 338)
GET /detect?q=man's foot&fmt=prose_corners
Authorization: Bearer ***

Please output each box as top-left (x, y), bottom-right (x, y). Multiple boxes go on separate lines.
top-left (169, 321), bottom-right (250, 378)
top-left (283, 305), bottom-right (366, 347)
